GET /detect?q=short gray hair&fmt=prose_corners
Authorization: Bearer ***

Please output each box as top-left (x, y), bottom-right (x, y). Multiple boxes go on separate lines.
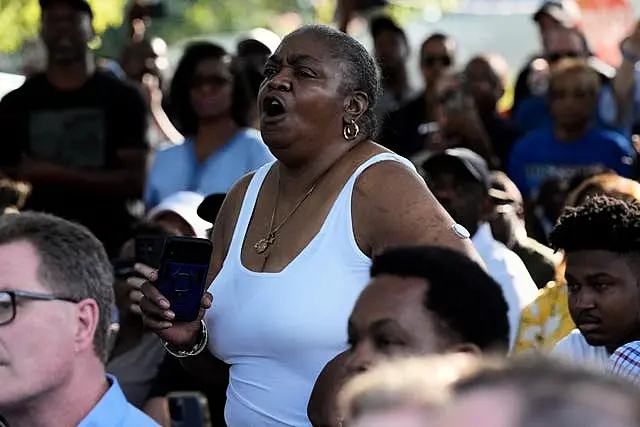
top-left (0, 212), bottom-right (114, 363)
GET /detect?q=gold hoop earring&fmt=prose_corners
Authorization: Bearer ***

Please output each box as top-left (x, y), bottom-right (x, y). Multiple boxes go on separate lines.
top-left (343, 119), bottom-right (360, 141)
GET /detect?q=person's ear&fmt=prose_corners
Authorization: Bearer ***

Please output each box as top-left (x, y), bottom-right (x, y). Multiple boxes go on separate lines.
top-left (343, 91), bottom-right (369, 123)
top-left (74, 298), bottom-right (100, 356)
top-left (446, 342), bottom-right (482, 357)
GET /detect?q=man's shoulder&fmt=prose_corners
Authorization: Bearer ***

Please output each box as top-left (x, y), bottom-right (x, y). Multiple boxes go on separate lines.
top-left (90, 71), bottom-right (145, 101)
top-left (121, 404), bottom-right (161, 427)
top-left (0, 74), bottom-right (48, 106)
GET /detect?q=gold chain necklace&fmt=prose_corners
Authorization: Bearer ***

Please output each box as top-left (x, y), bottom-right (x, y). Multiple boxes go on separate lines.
top-left (253, 162), bottom-right (336, 255)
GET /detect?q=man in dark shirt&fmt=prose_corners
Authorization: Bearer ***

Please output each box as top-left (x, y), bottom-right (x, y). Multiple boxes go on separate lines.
top-left (0, 0), bottom-right (148, 257)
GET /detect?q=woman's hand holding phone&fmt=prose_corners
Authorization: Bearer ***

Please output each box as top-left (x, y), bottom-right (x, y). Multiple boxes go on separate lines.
top-left (127, 263), bottom-right (213, 349)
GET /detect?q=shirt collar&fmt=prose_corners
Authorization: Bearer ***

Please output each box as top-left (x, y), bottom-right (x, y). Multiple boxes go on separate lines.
top-left (78, 374), bottom-right (129, 427)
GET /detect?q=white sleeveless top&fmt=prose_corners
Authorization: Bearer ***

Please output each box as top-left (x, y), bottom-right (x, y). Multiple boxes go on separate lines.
top-left (205, 153), bottom-right (414, 427)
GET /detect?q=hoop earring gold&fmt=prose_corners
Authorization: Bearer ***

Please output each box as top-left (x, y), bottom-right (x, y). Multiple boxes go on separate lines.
top-left (343, 119), bottom-right (360, 141)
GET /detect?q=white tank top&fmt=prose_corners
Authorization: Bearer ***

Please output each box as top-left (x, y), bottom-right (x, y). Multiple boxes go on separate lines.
top-left (205, 153), bottom-right (414, 427)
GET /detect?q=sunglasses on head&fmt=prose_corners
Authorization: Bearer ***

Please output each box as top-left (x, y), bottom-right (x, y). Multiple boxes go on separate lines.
top-left (191, 74), bottom-right (232, 89)
top-left (422, 55), bottom-right (452, 68)
top-left (546, 51), bottom-right (582, 64)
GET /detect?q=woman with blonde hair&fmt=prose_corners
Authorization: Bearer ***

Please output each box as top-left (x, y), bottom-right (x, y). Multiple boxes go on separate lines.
top-left (513, 174), bottom-right (640, 355)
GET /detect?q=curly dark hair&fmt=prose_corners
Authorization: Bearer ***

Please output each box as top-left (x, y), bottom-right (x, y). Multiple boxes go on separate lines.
top-left (370, 246), bottom-right (510, 354)
top-left (550, 195), bottom-right (640, 255)
top-left (168, 42), bottom-right (251, 136)
top-left (284, 25), bottom-right (382, 140)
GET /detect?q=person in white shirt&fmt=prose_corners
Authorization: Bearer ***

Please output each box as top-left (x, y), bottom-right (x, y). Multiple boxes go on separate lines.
top-left (422, 148), bottom-right (538, 350)
top-left (549, 195), bottom-right (640, 369)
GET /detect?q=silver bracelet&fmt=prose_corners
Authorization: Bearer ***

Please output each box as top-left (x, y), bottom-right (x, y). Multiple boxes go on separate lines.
top-left (163, 320), bottom-right (208, 358)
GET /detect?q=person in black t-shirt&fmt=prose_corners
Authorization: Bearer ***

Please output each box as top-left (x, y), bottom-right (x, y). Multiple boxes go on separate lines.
top-left (0, 0), bottom-right (149, 257)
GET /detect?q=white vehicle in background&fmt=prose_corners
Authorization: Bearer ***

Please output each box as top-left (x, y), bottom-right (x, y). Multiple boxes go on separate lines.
top-left (0, 72), bottom-right (25, 100)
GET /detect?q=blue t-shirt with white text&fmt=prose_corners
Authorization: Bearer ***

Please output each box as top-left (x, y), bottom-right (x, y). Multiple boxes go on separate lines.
top-left (508, 127), bottom-right (635, 199)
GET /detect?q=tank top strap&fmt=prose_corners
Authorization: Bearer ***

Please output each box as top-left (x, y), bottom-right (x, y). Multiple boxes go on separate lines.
top-left (228, 160), bottom-right (277, 255)
top-left (319, 152), bottom-right (416, 261)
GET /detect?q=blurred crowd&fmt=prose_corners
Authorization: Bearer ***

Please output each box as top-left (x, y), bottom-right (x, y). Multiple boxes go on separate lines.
top-left (2, 0), bottom-right (640, 426)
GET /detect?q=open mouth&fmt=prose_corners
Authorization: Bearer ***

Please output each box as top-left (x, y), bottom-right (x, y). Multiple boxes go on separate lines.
top-left (262, 96), bottom-right (287, 121)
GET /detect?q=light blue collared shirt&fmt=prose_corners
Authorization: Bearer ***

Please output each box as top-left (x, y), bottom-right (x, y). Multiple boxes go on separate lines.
top-left (78, 375), bottom-right (159, 427)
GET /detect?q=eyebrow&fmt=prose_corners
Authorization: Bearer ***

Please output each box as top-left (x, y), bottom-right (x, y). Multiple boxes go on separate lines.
top-left (268, 53), bottom-right (321, 67)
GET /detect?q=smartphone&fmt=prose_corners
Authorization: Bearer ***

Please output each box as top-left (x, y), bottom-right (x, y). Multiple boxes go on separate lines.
top-left (156, 237), bottom-right (212, 323)
top-left (168, 392), bottom-right (211, 427)
top-left (134, 236), bottom-right (165, 270)
top-left (444, 87), bottom-right (466, 114)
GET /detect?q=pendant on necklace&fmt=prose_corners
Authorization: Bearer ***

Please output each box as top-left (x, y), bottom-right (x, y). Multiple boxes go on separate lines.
top-left (254, 234), bottom-right (275, 254)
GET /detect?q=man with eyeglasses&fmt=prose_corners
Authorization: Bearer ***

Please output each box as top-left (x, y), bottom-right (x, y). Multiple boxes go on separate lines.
top-left (0, 212), bottom-right (158, 426)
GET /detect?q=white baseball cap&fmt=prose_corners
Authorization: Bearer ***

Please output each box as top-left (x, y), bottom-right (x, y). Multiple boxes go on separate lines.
top-left (147, 191), bottom-right (212, 239)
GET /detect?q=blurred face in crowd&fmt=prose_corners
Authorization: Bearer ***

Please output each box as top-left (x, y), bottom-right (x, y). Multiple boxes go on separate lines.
top-left (189, 57), bottom-right (234, 120)
top-left (424, 159), bottom-right (487, 237)
top-left (346, 275), bottom-right (445, 375)
top-left (151, 212), bottom-right (195, 237)
top-left (565, 250), bottom-right (640, 352)
top-left (40, 1), bottom-right (92, 64)
top-left (0, 241), bottom-right (95, 412)
top-left (538, 13), bottom-right (564, 46)
top-left (548, 69), bottom-right (598, 129)
top-left (545, 28), bottom-right (587, 63)
top-left (464, 57), bottom-right (503, 114)
top-left (258, 29), bottom-right (350, 151)
top-left (421, 37), bottom-right (454, 88)
top-left (374, 29), bottom-right (407, 72)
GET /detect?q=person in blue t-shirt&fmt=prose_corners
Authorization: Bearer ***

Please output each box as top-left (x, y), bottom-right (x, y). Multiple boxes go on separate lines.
top-left (144, 42), bottom-right (274, 208)
top-left (509, 58), bottom-right (635, 201)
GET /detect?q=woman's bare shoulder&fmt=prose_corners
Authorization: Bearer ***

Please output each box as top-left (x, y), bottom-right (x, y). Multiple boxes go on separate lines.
top-left (351, 148), bottom-right (476, 259)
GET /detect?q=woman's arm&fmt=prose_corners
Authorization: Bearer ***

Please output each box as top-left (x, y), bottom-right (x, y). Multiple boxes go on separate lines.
top-left (352, 160), bottom-right (484, 266)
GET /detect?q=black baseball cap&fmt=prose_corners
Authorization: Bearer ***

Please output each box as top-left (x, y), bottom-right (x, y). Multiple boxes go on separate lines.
top-left (39, 0), bottom-right (93, 18)
top-left (533, 0), bottom-right (581, 28)
top-left (422, 148), bottom-right (491, 190)
top-left (197, 193), bottom-right (226, 223)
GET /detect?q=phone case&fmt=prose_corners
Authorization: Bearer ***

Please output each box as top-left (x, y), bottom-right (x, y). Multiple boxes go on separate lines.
top-left (156, 238), bottom-right (212, 322)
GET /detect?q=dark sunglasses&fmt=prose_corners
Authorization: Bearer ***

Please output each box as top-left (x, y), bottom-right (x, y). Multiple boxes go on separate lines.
top-left (422, 55), bottom-right (452, 68)
top-left (191, 74), bottom-right (232, 89)
top-left (546, 51), bottom-right (582, 64)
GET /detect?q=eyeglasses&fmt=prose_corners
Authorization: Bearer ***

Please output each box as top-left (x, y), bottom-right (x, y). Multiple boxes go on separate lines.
top-left (0, 290), bottom-right (80, 326)
top-left (422, 55), bottom-right (452, 68)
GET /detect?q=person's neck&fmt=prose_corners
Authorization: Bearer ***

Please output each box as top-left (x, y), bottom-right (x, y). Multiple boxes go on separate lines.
top-left (46, 56), bottom-right (94, 91)
top-left (553, 122), bottom-right (589, 142)
top-left (277, 143), bottom-right (355, 199)
top-left (194, 118), bottom-right (239, 161)
top-left (3, 358), bottom-right (108, 427)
